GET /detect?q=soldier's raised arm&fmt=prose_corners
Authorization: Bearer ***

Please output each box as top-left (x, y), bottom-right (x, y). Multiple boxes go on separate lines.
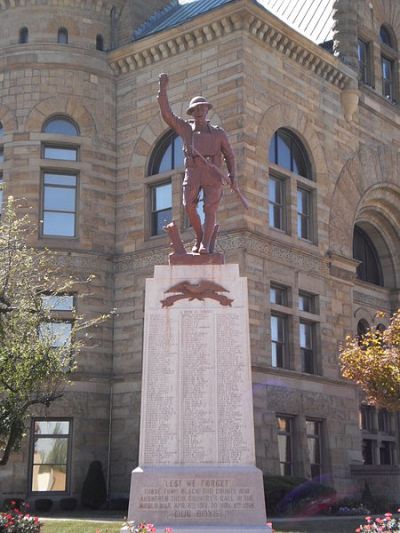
top-left (157, 73), bottom-right (188, 139)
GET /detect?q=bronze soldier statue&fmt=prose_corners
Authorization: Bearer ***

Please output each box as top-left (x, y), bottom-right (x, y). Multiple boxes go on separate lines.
top-left (158, 73), bottom-right (238, 254)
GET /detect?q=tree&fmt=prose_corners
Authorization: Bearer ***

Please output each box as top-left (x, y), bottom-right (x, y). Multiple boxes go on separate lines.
top-left (0, 197), bottom-right (108, 465)
top-left (340, 309), bottom-right (400, 411)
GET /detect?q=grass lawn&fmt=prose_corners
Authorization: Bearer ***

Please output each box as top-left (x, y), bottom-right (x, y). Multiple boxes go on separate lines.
top-left (272, 517), bottom-right (362, 532)
top-left (41, 520), bottom-right (123, 532)
top-left (40, 516), bottom-right (364, 533)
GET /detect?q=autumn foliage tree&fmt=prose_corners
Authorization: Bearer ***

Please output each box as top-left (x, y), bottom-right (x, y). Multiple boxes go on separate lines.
top-left (0, 198), bottom-right (108, 465)
top-left (340, 309), bottom-right (400, 411)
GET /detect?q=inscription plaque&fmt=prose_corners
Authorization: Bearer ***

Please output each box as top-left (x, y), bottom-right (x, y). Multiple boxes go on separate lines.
top-left (126, 265), bottom-right (269, 532)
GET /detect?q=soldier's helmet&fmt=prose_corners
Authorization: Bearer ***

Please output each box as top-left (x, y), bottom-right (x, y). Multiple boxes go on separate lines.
top-left (186, 96), bottom-right (213, 115)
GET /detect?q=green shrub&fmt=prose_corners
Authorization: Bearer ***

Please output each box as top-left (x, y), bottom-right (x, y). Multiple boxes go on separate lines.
top-left (81, 460), bottom-right (107, 510)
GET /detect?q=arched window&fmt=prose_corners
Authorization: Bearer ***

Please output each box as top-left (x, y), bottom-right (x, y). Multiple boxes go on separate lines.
top-left (40, 116), bottom-right (80, 239)
top-left (96, 34), bottom-right (104, 51)
top-left (19, 27), bottom-right (29, 44)
top-left (379, 25), bottom-right (397, 102)
top-left (380, 25), bottom-right (394, 48)
top-left (269, 128), bottom-right (311, 179)
top-left (353, 225), bottom-right (383, 286)
top-left (268, 128), bottom-right (315, 241)
top-left (42, 116), bottom-right (79, 136)
top-left (147, 131), bottom-right (184, 237)
top-left (57, 28), bottom-right (68, 44)
top-left (149, 131), bottom-right (183, 175)
top-left (357, 319), bottom-right (369, 339)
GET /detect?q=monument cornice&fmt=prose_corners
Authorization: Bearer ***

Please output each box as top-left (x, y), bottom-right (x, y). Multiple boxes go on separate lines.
top-left (108, 0), bottom-right (354, 91)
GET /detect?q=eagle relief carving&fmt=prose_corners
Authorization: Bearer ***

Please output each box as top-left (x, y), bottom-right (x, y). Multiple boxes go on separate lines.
top-left (160, 280), bottom-right (234, 308)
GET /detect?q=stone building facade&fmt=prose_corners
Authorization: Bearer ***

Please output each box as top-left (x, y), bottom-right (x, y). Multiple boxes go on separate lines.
top-left (0, 0), bottom-right (399, 506)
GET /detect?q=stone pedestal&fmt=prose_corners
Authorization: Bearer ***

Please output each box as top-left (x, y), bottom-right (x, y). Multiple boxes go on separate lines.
top-left (124, 265), bottom-right (270, 532)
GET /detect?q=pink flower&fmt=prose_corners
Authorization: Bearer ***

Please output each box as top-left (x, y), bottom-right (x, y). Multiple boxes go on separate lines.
top-left (165, 529), bottom-right (173, 533)
top-left (365, 516), bottom-right (372, 522)
top-left (385, 512), bottom-right (392, 517)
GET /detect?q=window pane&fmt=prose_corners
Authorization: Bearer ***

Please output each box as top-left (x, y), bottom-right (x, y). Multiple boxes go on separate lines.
top-left (32, 464), bottom-right (67, 492)
top-left (44, 119), bottom-right (78, 136)
top-left (270, 285), bottom-right (287, 305)
top-left (158, 144), bottom-right (173, 173)
top-left (34, 437), bottom-right (68, 465)
top-left (277, 417), bottom-right (288, 432)
top-left (299, 293), bottom-right (314, 313)
top-left (300, 322), bottom-right (312, 348)
top-left (271, 315), bottom-right (283, 341)
top-left (269, 177), bottom-right (284, 229)
top-left (380, 26), bottom-right (392, 47)
top-left (297, 189), bottom-right (311, 240)
top-left (278, 434), bottom-right (290, 462)
top-left (268, 133), bottom-right (276, 163)
top-left (276, 131), bottom-right (291, 170)
top-left (0, 122), bottom-right (4, 136)
top-left (292, 140), bottom-right (308, 178)
top-left (0, 148), bottom-right (4, 163)
top-left (152, 182), bottom-right (171, 211)
top-left (41, 295), bottom-right (74, 311)
top-left (43, 212), bottom-right (75, 237)
top-left (58, 29), bottom-right (68, 44)
top-left (34, 421), bottom-right (70, 435)
top-left (152, 209), bottom-right (172, 236)
top-left (44, 146), bottom-right (78, 161)
top-left (44, 187), bottom-right (76, 212)
top-left (173, 136), bottom-right (184, 169)
top-left (40, 322), bottom-right (72, 348)
top-left (44, 174), bottom-right (76, 187)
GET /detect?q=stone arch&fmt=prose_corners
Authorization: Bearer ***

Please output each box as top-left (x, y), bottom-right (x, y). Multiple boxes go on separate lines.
top-left (0, 103), bottom-right (17, 134)
top-left (371, 0), bottom-right (400, 39)
top-left (329, 145), bottom-right (400, 287)
top-left (255, 101), bottom-right (329, 185)
top-left (24, 96), bottom-right (97, 138)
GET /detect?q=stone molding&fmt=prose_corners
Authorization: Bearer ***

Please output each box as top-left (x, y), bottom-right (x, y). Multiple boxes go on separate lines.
top-left (0, 0), bottom-right (115, 13)
top-left (353, 290), bottom-right (392, 312)
top-left (114, 231), bottom-right (329, 275)
top-left (108, 0), bottom-right (353, 91)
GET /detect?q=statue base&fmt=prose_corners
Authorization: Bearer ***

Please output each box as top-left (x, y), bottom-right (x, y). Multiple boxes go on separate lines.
top-left (169, 252), bottom-right (224, 265)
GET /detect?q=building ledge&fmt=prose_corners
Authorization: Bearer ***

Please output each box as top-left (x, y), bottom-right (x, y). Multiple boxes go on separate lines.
top-left (108, 0), bottom-right (354, 92)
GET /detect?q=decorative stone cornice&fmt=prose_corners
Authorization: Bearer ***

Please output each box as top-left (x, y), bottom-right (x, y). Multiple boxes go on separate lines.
top-left (114, 230), bottom-right (330, 276)
top-left (0, 0), bottom-right (115, 13)
top-left (108, 0), bottom-right (354, 91)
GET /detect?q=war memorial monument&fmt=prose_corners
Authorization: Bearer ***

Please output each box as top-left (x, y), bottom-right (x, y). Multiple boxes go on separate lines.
top-left (123, 74), bottom-right (270, 532)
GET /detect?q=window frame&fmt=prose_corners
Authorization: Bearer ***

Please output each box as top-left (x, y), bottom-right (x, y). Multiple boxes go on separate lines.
top-left (42, 143), bottom-right (79, 162)
top-left (29, 418), bottom-right (73, 495)
top-left (19, 27), bottom-right (29, 44)
top-left (358, 38), bottom-right (373, 86)
top-left (42, 116), bottom-right (80, 137)
top-left (360, 404), bottom-right (397, 466)
top-left (306, 418), bottom-right (322, 479)
top-left (276, 415), bottom-right (294, 476)
top-left (270, 313), bottom-right (289, 369)
top-left (268, 129), bottom-right (317, 244)
top-left (296, 186), bottom-right (313, 242)
top-left (40, 170), bottom-right (79, 239)
top-left (379, 25), bottom-right (398, 103)
top-left (300, 319), bottom-right (315, 374)
top-left (268, 174), bottom-right (287, 232)
top-left (149, 180), bottom-right (173, 237)
top-left (57, 27), bottom-right (68, 44)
